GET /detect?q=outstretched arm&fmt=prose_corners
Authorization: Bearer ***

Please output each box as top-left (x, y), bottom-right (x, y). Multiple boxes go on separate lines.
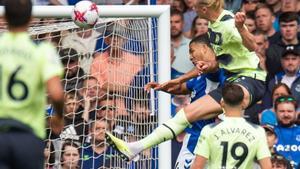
top-left (145, 81), bottom-right (190, 95)
top-left (145, 67), bottom-right (199, 94)
top-left (235, 12), bottom-right (257, 51)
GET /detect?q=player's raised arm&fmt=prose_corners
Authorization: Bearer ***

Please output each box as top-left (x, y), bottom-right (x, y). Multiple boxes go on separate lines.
top-left (235, 12), bottom-right (257, 51)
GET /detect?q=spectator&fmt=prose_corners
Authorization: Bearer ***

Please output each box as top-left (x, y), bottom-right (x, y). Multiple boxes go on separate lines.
top-left (262, 125), bottom-right (278, 154)
top-left (59, 48), bottom-right (85, 92)
top-left (44, 140), bottom-right (56, 169)
top-left (274, 95), bottom-right (300, 168)
top-left (271, 154), bottom-right (293, 169)
top-left (255, 3), bottom-right (276, 41)
top-left (224, 0), bottom-right (242, 13)
top-left (265, 0), bottom-right (281, 16)
top-left (265, 46), bottom-right (300, 109)
top-left (241, 0), bottom-right (261, 13)
top-left (182, 0), bottom-right (197, 38)
top-left (261, 83), bottom-right (292, 126)
top-left (190, 16), bottom-right (209, 38)
top-left (56, 140), bottom-right (81, 169)
top-left (245, 11), bottom-right (257, 33)
top-left (81, 119), bottom-right (115, 169)
top-left (87, 98), bottom-right (116, 130)
top-left (281, 0), bottom-right (298, 13)
top-left (170, 8), bottom-right (194, 78)
top-left (60, 90), bottom-right (88, 143)
top-left (61, 28), bottom-right (100, 74)
top-left (253, 31), bottom-right (269, 70)
top-left (80, 76), bottom-right (106, 118)
top-left (171, 0), bottom-right (187, 13)
top-left (265, 12), bottom-right (299, 78)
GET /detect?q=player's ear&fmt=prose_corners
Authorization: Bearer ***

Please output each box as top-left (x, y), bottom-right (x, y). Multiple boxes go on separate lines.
top-left (220, 98), bottom-right (225, 108)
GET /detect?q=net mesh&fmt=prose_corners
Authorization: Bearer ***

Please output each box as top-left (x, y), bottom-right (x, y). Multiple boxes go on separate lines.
top-left (1, 17), bottom-right (159, 169)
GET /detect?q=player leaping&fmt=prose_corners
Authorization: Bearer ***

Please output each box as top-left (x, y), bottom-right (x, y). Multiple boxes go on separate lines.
top-left (106, 0), bottom-right (266, 161)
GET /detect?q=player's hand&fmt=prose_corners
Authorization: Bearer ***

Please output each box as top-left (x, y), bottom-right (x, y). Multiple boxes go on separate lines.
top-left (156, 78), bottom-right (181, 93)
top-left (196, 61), bottom-right (210, 74)
top-left (144, 82), bottom-right (160, 92)
top-left (234, 12), bottom-right (246, 30)
top-left (49, 115), bottom-right (64, 135)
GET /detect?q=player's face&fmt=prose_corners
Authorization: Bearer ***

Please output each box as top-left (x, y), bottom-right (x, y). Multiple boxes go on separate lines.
top-left (194, 18), bottom-right (208, 36)
top-left (255, 8), bottom-right (274, 32)
top-left (91, 120), bottom-right (107, 143)
top-left (281, 54), bottom-right (300, 75)
top-left (280, 21), bottom-right (298, 42)
top-left (62, 145), bottom-right (80, 168)
top-left (195, 5), bottom-right (209, 20)
top-left (276, 102), bottom-right (297, 127)
top-left (189, 43), bottom-right (214, 64)
top-left (171, 15), bottom-right (183, 38)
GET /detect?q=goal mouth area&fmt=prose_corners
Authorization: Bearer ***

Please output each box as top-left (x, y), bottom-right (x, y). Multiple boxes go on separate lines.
top-left (0, 5), bottom-right (171, 169)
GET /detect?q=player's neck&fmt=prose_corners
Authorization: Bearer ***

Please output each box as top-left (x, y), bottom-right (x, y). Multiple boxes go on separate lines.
top-left (223, 107), bottom-right (243, 117)
top-left (8, 26), bottom-right (28, 33)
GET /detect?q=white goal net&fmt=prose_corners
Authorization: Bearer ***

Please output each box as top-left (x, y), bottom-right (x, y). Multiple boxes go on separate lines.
top-left (0, 5), bottom-right (171, 169)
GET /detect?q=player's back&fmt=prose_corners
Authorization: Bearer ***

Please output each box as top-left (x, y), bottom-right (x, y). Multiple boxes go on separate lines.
top-left (197, 117), bottom-right (270, 169)
top-left (0, 32), bottom-right (62, 138)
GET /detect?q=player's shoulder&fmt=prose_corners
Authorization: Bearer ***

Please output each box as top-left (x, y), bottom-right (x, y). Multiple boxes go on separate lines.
top-left (244, 120), bottom-right (265, 133)
top-left (204, 120), bottom-right (223, 130)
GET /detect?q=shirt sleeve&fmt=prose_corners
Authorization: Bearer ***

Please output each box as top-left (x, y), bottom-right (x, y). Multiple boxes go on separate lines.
top-left (256, 127), bottom-right (272, 160)
top-left (186, 78), bottom-right (194, 91)
top-left (39, 42), bottom-right (64, 83)
top-left (194, 125), bottom-right (210, 159)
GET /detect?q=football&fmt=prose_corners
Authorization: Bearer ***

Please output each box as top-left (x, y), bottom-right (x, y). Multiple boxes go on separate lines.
top-left (71, 0), bottom-right (99, 28)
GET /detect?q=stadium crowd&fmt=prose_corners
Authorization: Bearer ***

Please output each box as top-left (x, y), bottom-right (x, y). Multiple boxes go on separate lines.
top-left (2, 0), bottom-right (299, 168)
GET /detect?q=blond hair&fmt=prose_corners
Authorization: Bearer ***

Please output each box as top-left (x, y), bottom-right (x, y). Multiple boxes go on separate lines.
top-left (197, 0), bottom-right (224, 11)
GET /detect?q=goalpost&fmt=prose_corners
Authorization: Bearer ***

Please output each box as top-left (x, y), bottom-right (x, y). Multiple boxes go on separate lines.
top-left (0, 5), bottom-right (171, 169)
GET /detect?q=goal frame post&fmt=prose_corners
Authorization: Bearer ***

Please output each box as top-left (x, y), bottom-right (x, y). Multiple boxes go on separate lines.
top-left (0, 5), bottom-right (171, 169)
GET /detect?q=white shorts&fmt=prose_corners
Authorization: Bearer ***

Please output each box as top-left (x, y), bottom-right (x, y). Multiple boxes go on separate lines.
top-left (174, 133), bottom-right (195, 169)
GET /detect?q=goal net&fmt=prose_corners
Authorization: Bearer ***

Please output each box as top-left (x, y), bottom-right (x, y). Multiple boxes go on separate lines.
top-left (0, 6), bottom-right (171, 169)
top-left (0, 5), bottom-right (170, 169)
top-left (43, 18), bottom-right (159, 168)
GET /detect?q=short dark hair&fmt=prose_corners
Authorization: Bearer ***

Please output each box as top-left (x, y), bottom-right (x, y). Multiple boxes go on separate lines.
top-left (222, 84), bottom-right (244, 106)
top-left (4, 0), bottom-right (32, 27)
top-left (171, 8), bottom-right (183, 20)
top-left (279, 12), bottom-right (299, 24)
top-left (189, 33), bottom-right (212, 48)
